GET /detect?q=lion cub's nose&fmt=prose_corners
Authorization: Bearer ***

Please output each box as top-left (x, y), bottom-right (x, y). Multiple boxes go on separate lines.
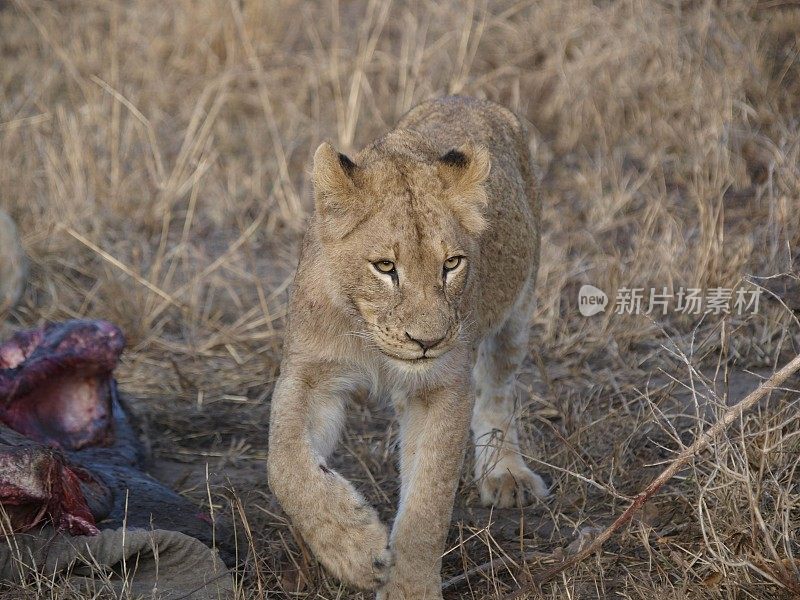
top-left (405, 331), bottom-right (446, 352)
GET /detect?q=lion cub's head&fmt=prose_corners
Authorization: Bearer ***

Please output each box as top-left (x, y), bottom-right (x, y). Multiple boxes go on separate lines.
top-left (311, 130), bottom-right (491, 368)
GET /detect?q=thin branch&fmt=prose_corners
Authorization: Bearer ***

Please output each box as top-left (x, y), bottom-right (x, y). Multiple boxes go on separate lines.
top-left (497, 353), bottom-right (800, 599)
top-left (442, 550), bottom-right (548, 592)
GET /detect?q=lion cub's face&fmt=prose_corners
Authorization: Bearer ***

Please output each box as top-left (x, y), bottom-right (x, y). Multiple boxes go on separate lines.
top-left (312, 134), bottom-right (491, 368)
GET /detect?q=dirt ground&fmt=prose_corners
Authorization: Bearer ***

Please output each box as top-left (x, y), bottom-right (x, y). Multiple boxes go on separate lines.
top-left (1, 1), bottom-right (799, 598)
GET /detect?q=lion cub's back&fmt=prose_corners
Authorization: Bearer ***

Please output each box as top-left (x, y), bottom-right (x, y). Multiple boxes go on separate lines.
top-left (398, 96), bottom-right (540, 334)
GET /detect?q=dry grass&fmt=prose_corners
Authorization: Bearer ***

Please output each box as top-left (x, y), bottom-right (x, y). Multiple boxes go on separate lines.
top-left (1, 0), bottom-right (799, 598)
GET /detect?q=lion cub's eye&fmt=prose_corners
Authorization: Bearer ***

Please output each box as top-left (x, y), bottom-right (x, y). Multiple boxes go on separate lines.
top-left (443, 256), bottom-right (463, 272)
top-left (373, 260), bottom-right (396, 274)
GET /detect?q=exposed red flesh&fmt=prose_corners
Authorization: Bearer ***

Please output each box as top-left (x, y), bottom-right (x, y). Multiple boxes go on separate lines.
top-left (0, 320), bottom-right (124, 535)
top-left (0, 320), bottom-right (228, 560)
top-left (0, 320), bottom-right (124, 450)
top-left (0, 427), bottom-right (103, 536)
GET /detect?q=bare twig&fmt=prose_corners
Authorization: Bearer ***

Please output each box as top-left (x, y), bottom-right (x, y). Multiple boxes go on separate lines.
top-left (442, 549), bottom-right (548, 592)
top-left (499, 353), bottom-right (800, 599)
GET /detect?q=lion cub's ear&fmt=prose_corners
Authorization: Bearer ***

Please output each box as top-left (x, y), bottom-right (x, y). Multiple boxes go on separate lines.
top-left (312, 142), bottom-right (362, 240)
top-left (313, 142), bottom-right (358, 198)
top-left (437, 144), bottom-right (491, 235)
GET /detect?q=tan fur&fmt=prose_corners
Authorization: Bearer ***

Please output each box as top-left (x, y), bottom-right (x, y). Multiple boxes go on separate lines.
top-left (0, 210), bottom-right (25, 319)
top-left (267, 96), bottom-right (547, 598)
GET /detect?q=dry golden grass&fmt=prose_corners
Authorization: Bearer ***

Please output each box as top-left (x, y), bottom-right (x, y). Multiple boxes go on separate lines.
top-left (1, 0), bottom-right (799, 598)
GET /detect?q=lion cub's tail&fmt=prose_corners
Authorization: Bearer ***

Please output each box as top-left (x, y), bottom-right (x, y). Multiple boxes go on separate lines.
top-left (0, 210), bottom-right (27, 319)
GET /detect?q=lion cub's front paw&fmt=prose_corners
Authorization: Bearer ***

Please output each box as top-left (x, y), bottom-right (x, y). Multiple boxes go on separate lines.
top-left (478, 462), bottom-right (549, 508)
top-left (312, 502), bottom-right (393, 590)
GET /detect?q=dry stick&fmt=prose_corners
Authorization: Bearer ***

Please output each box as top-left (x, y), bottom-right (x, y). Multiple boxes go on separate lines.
top-left (491, 353), bottom-right (800, 600)
top-left (442, 550), bottom-right (548, 592)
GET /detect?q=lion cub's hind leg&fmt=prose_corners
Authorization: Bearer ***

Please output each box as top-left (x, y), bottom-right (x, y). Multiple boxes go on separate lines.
top-left (471, 302), bottom-right (549, 507)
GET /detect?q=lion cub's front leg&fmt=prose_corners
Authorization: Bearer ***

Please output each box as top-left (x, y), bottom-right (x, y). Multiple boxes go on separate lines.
top-left (379, 379), bottom-right (473, 600)
top-left (267, 365), bottom-right (393, 590)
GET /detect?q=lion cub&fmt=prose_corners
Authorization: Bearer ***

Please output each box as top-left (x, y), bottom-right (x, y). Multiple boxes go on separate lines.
top-left (0, 210), bottom-right (25, 319)
top-left (268, 96), bottom-right (546, 598)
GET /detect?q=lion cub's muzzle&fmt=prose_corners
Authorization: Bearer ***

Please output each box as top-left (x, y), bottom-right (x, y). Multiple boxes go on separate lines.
top-left (405, 325), bottom-right (458, 357)
top-left (374, 325), bottom-right (457, 365)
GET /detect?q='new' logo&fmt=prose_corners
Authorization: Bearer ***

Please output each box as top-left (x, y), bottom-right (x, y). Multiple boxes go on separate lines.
top-left (578, 285), bottom-right (608, 316)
